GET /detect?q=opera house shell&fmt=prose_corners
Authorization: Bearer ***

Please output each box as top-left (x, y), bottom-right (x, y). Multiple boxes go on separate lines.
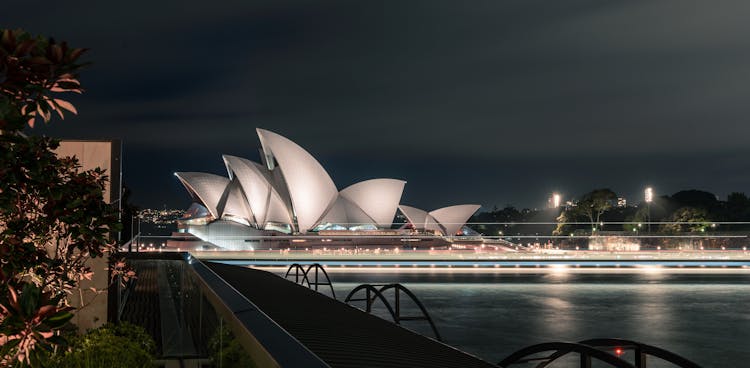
top-left (175, 129), bottom-right (480, 250)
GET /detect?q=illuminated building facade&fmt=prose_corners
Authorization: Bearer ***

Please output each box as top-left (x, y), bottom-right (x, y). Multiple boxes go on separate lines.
top-left (175, 129), bottom-right (480, 249)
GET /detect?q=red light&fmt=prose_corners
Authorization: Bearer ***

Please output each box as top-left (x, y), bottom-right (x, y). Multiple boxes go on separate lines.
top-left (614, 347), bottom-right (624, 356)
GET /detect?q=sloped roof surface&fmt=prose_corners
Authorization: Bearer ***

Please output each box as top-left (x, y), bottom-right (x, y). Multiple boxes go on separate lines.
top-left (257, 128), bottom-right (338, 232)
top-left (340, 179), bottom-right (405, 227)
top-left (429, 204), bottom-right (481, 235)
top-left (174, 172), bottom-right (229, 219)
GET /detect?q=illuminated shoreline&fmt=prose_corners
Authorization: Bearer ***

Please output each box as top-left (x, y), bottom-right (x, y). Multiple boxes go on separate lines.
top-left (205, 256), bottom-right (750, 273)
top-left (192, 249), bottom-right (750, 260)
top-left (245, 265), bottom-right (750, 274)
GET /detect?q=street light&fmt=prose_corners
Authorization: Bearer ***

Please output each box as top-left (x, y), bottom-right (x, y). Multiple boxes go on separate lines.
top-left (552, 193), bottom-right (561, 208)
top-left (645, 187), bottom-right (653, 232)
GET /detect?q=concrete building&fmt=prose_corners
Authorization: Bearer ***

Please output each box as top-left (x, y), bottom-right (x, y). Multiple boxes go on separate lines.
top-left (55, 140), bottom-right (121, 332)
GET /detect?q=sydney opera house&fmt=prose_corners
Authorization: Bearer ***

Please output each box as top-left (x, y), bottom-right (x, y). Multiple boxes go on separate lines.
top-left (174, 128), bottom-right (481, 250)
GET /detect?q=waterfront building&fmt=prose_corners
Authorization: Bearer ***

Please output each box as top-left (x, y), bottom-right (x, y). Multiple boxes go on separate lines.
top-left (174, 129), bottom-right (480, 250)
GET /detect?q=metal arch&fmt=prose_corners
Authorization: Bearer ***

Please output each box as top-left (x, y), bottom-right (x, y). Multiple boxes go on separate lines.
top-left (498, 342), bottom-right (636, 368)
top-left (302, 263), bottom-right (337, 299)
top-left (285, 263), bottom-right (311, 285)
top-left (376, 284), bottom-right (442, 341)
top-left (344, 283), bottom-right (442, 341)
top-left (578, 338), bottom-right (703, 368)
top-left (344, 284), bottom-right (399, 322)
top-left (284, 263), bottom-right (336, 299)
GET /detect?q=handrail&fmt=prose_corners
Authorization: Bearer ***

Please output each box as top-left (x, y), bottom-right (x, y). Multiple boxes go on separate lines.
top-left (498, 341), bottom-right (636, 368)
top-left (499, 339), bottom-right (703, 368)
top-left (184, 253), bottom-right (330, 368)
top-left (377, 284), bottom-right (442, 341)
top-left (284, 263), bottom-right (336, 299)
top-left (344, 283), bottom-right (442, 341)
top-left (345, 284), bottom-right (398, 321)
top-left (579, 338), bottom-right (702, 368)
top-left (285, 263), bottom-right (310, 285)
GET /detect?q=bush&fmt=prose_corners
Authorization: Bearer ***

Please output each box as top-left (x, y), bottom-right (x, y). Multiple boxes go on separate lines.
top-left (52, 323), bottom-right (155, 368)
top-left (1, 28), bottom-right (131, 365)
top-left (208, 325), bottom-right (257, 368)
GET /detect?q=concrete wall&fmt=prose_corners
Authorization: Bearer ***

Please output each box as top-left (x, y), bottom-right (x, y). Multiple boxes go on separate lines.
top-left (55, 140), bottom-right (121, 332)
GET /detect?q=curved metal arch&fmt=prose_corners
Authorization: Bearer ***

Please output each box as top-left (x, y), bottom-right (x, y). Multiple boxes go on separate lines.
top-left (302, 263), bottom-right (336, 299)
top-left (579, 338), bottom-right (702, 368)
top-left (376, 284), bottom-right (442, 341)
top-left (344, 284), bottom-right (399, 323)
top-left (284, 263), bottom-right (336, 299)
top-left (284, 263), bottom-right (310, 285)
top-left (498, 342), bottom-right (636, 368)
top-left (344, 283), bottom-right (442, 341)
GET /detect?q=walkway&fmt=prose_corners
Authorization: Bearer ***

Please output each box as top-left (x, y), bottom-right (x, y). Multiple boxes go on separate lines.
top-left (206, 262), bottom-right (496, 368)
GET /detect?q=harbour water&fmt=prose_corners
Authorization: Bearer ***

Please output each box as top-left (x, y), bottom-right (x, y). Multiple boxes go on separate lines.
top-left (277, 269), bottom-right (750, 367)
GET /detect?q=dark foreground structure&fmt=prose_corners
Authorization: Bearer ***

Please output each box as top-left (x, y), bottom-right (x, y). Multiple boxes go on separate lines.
top-left (117, 252), bottom-right (494, 367)
top-left (207, 262), bottom-right (494, 368)
top-left (116, 253), bottom-right (703, 368)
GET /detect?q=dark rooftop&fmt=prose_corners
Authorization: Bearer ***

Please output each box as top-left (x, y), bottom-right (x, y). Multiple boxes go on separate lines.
top-left (206, 262), bottom-right (496, 368)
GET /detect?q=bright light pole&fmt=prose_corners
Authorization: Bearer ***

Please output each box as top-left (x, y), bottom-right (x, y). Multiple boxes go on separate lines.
top-left (552, 193), bottom-right (561, 208)
top-left (645, 187), bottom-right (653, 233)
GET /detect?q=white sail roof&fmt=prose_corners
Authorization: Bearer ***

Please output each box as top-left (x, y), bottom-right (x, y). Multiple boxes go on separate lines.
top-left (429, 204), bottom-right (481, 235)
top-left (222, 155), bottom-right (292, 227)
top-left (317, 196), bottom-right (376, 227)
top-left (398, 205), bottom-right (429, 229)
top-left (317, 196), bottom-right (349, 226)
top-left (174, 172), bottom-right (230, 219)
top-left (256, 128), bottom-right (338, 233)
top-left (340, 179), bottom-right (406, 228)
top-left (341, 197), bottom-right (376, 225)
top-left (175, 128), bottom-right (483, 236)
top-left (219, 177), bottom-right (255, 226)
top-left (399, 204), bottom-right (480, 235)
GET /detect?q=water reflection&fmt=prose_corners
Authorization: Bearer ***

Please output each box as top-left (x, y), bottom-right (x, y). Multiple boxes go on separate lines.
top-left (310, 271), bottom-right (750, 367)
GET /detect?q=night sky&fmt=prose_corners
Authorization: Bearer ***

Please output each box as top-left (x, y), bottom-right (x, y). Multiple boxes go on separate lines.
top-left (10, 1), bottom-right (750, 211)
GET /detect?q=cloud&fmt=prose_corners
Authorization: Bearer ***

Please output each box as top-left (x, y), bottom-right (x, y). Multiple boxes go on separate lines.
top-left (12, 0), bottom-right (750, 208)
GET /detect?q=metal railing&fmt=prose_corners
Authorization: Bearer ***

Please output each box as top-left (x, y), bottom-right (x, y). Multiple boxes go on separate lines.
top-left (117, 252), bottom-right (330, 367)
top-left (344, 283), bottom-right (442, 341)
top-left (284, 263), bottom-right (336, 299)
top-left (498, 339), bottom-right (702, 368)
top-left (185, 253), bottom-right (330, 367)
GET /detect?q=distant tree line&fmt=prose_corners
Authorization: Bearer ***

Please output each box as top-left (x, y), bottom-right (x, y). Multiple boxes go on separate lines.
top-left (469, 189), bottom-right (750, 237)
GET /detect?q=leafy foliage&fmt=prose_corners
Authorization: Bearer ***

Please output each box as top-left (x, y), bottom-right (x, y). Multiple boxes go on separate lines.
top-left (1, 28), bottom-right (130, 366)
top-left (553, 189), bottom-right (617, 235)
top-left (51, 323), bottom-right (155, 368)
top-left (660, 207), bottom-right (710, 234)
top-left (209, 325), bottom-right (257, 368)
top-left (574, 188), bottom-right (617, 226)
top-left (0, 28), bottom-right (85, 129)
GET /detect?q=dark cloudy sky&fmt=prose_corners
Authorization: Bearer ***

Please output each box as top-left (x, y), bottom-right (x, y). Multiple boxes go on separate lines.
top-left (10, 0), bottom-right (750, 210)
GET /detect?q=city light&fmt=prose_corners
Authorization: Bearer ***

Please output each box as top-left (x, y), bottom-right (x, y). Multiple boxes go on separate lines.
top-left (645, 187), bottom-right (654, 232)
top-left (552, 193), bottom-right (561, 208)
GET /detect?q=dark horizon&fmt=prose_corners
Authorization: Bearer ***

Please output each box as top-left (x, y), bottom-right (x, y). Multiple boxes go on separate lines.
top-left (9, 1), bottom-right (750, 210)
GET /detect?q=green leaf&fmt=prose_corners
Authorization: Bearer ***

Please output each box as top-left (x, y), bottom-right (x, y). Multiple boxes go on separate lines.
top-left (0, 336), bottom-right (21, 357)
top-left (19, 283), bottom-right (40, 317)
top-left (45, 334), bottom-right (68, 346)
top-left (45, 310), bottom-right (74, 328)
